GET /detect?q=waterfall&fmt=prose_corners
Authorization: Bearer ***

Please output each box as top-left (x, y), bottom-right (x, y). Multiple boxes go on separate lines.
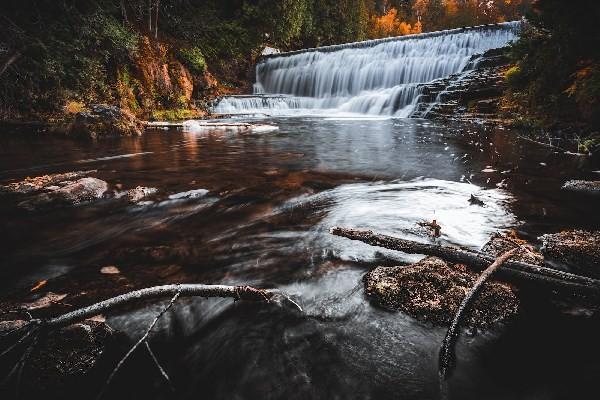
top-left (214, 21), bottom-right (521, 117)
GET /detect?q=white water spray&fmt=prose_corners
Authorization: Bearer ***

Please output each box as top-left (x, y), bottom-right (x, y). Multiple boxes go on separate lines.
top-left (214, 22), bottom-right (520, 117)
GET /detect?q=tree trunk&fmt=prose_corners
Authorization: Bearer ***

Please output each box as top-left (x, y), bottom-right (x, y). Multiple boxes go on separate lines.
top-left (148, 0), bottom-right (152, 33)
top-left (154, 0), bottom-right (160, 39)
top-left (329, 226), bottom-right (600, 296)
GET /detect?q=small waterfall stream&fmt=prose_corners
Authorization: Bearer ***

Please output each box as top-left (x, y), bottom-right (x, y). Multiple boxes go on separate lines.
top-left (214, 21), bottom-right (520, 117)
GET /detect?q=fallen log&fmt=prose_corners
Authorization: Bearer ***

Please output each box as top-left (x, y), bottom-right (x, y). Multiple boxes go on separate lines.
top-left (329, 227), bottom-right (600, 296)
top-left (439, 248), bottom-right (518, 379)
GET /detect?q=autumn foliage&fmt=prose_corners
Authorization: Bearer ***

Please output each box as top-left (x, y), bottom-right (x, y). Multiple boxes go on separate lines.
top-left (369, 8), bottom-right (422, 38)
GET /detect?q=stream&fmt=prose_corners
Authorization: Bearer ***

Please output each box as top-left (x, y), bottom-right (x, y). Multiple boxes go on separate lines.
top-left (1, 116), bottom-right (599, 399)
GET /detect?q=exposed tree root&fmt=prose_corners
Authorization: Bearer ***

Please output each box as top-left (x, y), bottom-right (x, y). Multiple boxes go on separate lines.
top-left (438, 248), bottom-right (518, 379)
top-left (329, 227), bottom-right (600, 296)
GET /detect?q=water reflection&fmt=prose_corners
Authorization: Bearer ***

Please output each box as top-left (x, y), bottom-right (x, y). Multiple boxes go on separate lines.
top-left (0, 117), bottom-right (599, 399)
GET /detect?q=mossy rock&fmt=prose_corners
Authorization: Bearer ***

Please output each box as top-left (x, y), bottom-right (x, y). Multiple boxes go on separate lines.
top-left (364, 256), bottom-right (519, 328)
top-left (69, 104), bottom-right (143, 139)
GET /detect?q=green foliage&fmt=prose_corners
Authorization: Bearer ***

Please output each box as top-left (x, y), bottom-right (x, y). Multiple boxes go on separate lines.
top-left (178, 47), bottom-right (207, 74)
top-left (152, 108), bottom-right (199, 121)
top-left (505, 65), bottom-right (526, 89)
top-left (509, 0), bottom-right (600, 129)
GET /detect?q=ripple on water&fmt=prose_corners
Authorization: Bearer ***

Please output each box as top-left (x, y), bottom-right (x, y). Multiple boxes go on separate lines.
top-left (282, 177), bottom-right (517, 263)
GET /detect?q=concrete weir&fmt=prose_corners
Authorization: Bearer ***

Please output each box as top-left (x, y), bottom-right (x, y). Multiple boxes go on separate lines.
top-left (213, 21), bottom-right (522, 117)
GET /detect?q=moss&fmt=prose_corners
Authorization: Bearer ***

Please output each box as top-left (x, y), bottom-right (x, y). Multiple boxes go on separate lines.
top-left (151, 108), bottom-right (202, 121)
top-left (178, 47), bottom-right (207, 74)
top-left (505, 65), bottom-right (526, 89)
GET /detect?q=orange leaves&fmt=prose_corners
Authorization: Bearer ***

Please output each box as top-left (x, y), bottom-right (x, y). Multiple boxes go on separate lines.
top-left (30, 280), bottom-right (48, 292)
top-left (369, 8), bottom-right (419, 39)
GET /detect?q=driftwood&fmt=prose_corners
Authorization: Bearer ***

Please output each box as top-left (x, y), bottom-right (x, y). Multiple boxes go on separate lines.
top-left (329, 227), bottom-right (600, 296)
top-left (438, 248), bottom-right (518, 379)
top-left (1, 284), bottom-right (300, 397)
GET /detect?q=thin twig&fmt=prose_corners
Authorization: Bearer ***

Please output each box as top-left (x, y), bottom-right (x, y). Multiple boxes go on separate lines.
top-left (438, 248), bottom-right (518, 379)
top-left (144, 341), bottom-right (174, 392)
top-left (0, 325), bottom-right (39, 359)
top-left (96, 291), bottom-right (181, 400)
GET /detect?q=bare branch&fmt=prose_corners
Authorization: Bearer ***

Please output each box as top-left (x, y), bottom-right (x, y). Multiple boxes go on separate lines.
top-left (144, 341), bottom-right (174, 392)
top-left (96, 291), bottom-right (181, 400)
top-left (438, 248), bottom-right (518, 379)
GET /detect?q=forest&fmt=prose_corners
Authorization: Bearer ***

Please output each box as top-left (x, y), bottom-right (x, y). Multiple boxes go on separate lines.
top-left (1, 1), bottom-right (600, 400)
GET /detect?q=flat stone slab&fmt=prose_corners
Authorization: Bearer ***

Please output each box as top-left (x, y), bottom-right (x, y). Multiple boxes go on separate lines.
top-left (540, 230), bottom-right (600, 277)
top-left (561, 180), bottom-right (600, 195)
top-left (145, 120), bottom-right (279, 132)
top-left (364, 256), bottom-right (519, 328)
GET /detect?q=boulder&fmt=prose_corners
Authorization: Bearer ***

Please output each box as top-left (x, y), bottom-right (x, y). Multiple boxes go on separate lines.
top-left (540, 230), bottom-right (600, 277)
top-left (0, 170), bottom-right (96, 194)
top-left (0, 319), bottom-right (123, 398)
top-left (69, 104), bottom-right (143, 139)
top-left (18, 177), bottom-right (108, 210)
top-left (363, 256), bottom-right (519, 328)
top-left (561, 180), bottom-right (600, 196)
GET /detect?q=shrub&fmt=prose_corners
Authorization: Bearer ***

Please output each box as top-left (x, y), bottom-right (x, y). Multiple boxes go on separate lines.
top-left (178, 47), bottom-right (207, 74)
top-left (64, 101), bottom-right (86, 114)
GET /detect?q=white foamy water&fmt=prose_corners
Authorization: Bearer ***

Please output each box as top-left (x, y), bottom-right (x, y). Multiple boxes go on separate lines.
top-left (214, 22), bottom-right (520, 117)
top-left (280, 178), bottom-right (516, 264)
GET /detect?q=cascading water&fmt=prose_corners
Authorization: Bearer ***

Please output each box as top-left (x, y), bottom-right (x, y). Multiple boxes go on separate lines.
top-left (214, 21), bottom-right (521, 117)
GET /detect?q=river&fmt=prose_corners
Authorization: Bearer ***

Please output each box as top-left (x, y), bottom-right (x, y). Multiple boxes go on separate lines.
top-left (1, 116), bottom-right (599, 399)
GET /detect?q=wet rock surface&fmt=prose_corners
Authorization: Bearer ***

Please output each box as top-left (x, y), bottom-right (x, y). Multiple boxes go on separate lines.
top-left (18, 177), bottom-right (108, 210)
top-left (411, 47), bottom-right (509, 122)
top-left (0, 170), bottom-right (97, 194)
top-left (363, 256), bottom-right (519, 328)
top-left (541, 230), bottom-right (600, 277)
top-left (124, 186), bottom-right (158, 203)
top-left (561, 180), bottom-right (600, 196)
top-left (481, 232), bottom-right (545, 266)
top-left (69, 104), bottom-right (143, 139)
top-left (0, 319), bottom-right (124, 399)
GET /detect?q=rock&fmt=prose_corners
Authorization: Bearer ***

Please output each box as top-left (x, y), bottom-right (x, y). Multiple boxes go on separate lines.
top-left (69, 104), bottom-right (143, 139)
top-left (18, 177), bottom-right (108, 210)
top-left (100, 266), bottom-right (120, 274)
top-left (540, 230), bottom-right (600, 277)
top-left (561, 180), bottom-right (600, 196)
top-left (364, 256), bottom-right (519, 328)
top-left (0, 170), bottom-right (96, 194)
top-left (125, 186), bottom-right (157, 203)
top-left (20, 320), bottom-right (121, 397)
top-left (481, 232), bottom-right (545, 266)
top-left (167, 188), bottom-right (209, 200)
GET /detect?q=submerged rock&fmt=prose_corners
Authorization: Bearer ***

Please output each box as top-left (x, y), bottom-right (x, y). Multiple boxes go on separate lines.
top-left (481, 231), bottom-right (545, 266)
top-left (540, 230), bottom-right (600, 277)
top-left (561, 180), bottom-right (600, 196)
top-left (69, 104), bottom-right (143, 139)
top-left (364, 256), bottom-right (519, 328)
top-left (125, 186), bottom-right (158, 203)
top-left (18, 177), bottom-right (108, 210)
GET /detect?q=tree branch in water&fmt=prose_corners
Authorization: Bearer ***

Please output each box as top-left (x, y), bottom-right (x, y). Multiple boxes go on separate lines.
top-left (438, 248), bottom-right (518, 379)
top-left (329, 227), bottom-right (600, 296)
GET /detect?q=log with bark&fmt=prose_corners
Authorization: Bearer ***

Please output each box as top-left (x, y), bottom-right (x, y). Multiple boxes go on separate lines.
top-left (329, 227), bottom-right (600, 297)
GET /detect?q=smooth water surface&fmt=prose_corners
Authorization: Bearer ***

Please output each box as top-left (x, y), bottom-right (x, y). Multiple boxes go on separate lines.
top-left (1, 117), bottom-right (599, 399)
